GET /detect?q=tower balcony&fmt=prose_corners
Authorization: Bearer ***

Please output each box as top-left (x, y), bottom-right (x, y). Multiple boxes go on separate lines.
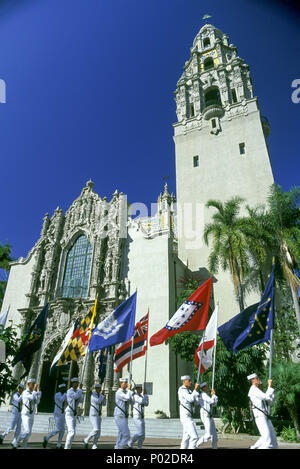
top-left (202, 101), bottom-right (224, 120)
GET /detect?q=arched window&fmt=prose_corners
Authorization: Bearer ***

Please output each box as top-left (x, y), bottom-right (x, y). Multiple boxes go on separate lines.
top-left (204, 87), bottom-right (222, 108)
top-left (203, 37), bottom-right (211, 49)
top-left (61, 235), bottom-right (92, 298)
top-left (203, 57), bottom-right (214, 71)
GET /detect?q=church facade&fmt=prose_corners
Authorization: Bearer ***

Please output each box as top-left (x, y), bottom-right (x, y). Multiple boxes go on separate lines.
top-left (1, 23), bottom-right (274, 417)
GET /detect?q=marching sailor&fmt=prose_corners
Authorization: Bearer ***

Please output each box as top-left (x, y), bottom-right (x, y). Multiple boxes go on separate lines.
top-left (0, 383), bottom-right (24, 447)
top-left (196, 382), bottom-right (218, 449)
top-left (178, 375), bottom-right (200, 449)
top-left (83, 383), bottom-right (106, 449)
top-left (114, 377), bottom-right (134, 449)
top-left (64, 377), bottom-right (84, 449)
top-left (247, 373), bottom-right (278, 449)
top-left (128, 384), bottom-right (149, 449)
top-left (43, 383), bottom-right (67, 449)
top-left (14, 378), bottom-right (42, 449)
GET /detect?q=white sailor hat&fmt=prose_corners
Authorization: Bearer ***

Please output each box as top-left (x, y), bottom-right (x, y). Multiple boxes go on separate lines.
top-left (27, 378), bottom-right (36, 384)
top-left (181, 375), bottom-right (191, 381)
top-left (58, 384), bottom-right (66, 389)
top-left (200, 382), bottom-right (208, 388)
top-left (18, 383), bottom-right (25, 388)
top-left (71, 377), bottom-right (79, 383)
top-left (95, 383), bottom-right (102, 388)
top-left (247, 373), bottom-right (258, 381)
top-left (119, 377), bottom-right (128, 383)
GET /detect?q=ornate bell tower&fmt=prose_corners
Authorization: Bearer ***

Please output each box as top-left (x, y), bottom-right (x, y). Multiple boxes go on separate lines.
top-left (173, 23), bottom-right (274, 322)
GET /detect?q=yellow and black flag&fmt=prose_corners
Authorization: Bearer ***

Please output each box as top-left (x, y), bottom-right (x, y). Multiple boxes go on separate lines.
top-left (57, 300), bottom-right (97, 366)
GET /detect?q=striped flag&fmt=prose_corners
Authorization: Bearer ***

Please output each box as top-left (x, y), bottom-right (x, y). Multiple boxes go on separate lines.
top-left (56, 301), bottom-right (97, 366)
top-left (114, 312), bottom-right (149, 373)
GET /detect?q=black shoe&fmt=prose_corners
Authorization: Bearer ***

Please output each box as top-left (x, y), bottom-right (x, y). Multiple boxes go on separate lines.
top-left (83, 441), bottom-right (89, 449)
top-left (43, 437), bottom-right (48, 449)
top-left (0, 436), bottom-right (3, 445)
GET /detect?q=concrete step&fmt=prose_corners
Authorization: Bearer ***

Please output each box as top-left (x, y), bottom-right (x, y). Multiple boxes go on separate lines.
top-left (0, 411), bottom-right (204, 439)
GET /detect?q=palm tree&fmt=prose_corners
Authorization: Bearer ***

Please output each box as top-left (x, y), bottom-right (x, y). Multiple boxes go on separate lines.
top-left (203, 197), bottom-right (269, 311)
top-left (265, 184), bottom-right (300, 335)
top-left (271, 361), bottom-right (300, 439)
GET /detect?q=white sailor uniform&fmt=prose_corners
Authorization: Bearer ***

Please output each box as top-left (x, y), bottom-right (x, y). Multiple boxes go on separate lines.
top-left (197, 391), bottom-right (218, 448)
top-left (84, 391), bottom-right (106, 449)
top-left (129, 392), bottom-right (149, 449)
top-left (64, 387), bottom-right (84, 449)
top-left (114, 387), bottom-right (133, 449)
top-left (16, 388), bottom-right (42, 448)
top-left (44, 391), bottom-right (67, 448)
top-left (178, 385), bottom-right (200, 449)
top-left (0, 391), bottom-right (23, 445)
top-left (248, 385), bottom-right (278, 449)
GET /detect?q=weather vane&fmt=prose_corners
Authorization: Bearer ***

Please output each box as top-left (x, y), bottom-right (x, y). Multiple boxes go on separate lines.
top-left (202, 14), bottom-right (212, 22)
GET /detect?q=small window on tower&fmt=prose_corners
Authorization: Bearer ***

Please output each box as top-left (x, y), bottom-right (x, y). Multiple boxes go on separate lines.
top-left (203, 37), bottom-right (211, 48)
top-left (193, 155), bottom-right (199, 167)
top-left (231, 89), bottom-right (238, 103)
top-left (239, 143), bottom-right (246, 155)
top-left (190, 103), bottom-right (195, 117)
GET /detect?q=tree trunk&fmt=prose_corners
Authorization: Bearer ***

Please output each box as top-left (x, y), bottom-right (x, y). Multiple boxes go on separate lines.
top-left (289, 282), bottom-right (300, 337)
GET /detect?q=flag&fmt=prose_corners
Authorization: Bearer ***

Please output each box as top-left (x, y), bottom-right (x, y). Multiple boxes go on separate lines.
top-left (71, 299), bottom-right (97, 347)
top-left (114, 312), bottom-right (149, 373)
top-left (150, 278), bottom-right (213, 347)
top-left (0, 307), bottom-right (9, 328)
top-left (97, 347), bottom-right (110, 384)
top-left (195, 304), bottom-right (218, 373)
top-left (218, 265), bottom-right (275, 354)
top-left (89, 292), bottom-right (137, 352)
top-left (56, 306), bottom-right (95, 366)
top-left (13, 304), bottom-right (48, 377)
top-left (49, 318), bottom-right (80, 373)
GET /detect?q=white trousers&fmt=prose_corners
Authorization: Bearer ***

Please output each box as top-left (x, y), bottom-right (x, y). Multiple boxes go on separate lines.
top-left (130, 417), bottom-right (146, 449)
top-left (46, 414), bottom-right (65, 447)
top-left (64, 414), bottom-right (77, 449)
top-left (17, 414), bottom-right (34, 448)
top-left (180, 417), bottom-right (198, 449)
top-left (1, 412), bottom-right (22, 442)
top-left (85, 415), bottom-right (102, 448)
top-left (114, 416), bottom-right (130, 449)
top-left (252, 415), bottom-right (278, 449)
top-left (198, 413), bottom-right (218, 449)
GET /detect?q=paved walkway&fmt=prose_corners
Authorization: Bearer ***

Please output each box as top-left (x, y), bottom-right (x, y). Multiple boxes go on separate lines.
top-left (0, 433), bottom-right (299, 450)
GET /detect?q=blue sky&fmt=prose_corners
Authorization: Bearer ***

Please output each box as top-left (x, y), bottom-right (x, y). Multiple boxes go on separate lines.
top-left (0, 0), bottom-right (299, 260)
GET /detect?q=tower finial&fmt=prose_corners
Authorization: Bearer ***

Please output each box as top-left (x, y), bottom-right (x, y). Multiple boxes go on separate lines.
top-left (202, 13), bottom-right (212, 22)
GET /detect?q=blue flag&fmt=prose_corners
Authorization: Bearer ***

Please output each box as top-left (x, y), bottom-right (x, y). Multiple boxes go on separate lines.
top-left (89, 292), bottom-right (137, 352)
top-left (218, 265), bottom-right (275, 354)
top-left (13, 304), bottom-right (48, 376)
top-left (98, 347), bottom-right (110, 383)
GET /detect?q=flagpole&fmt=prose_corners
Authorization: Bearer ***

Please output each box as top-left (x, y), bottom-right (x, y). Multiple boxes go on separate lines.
top-left (211, 302), bottom-right (218, 391)
top-left (37, 298), bottom-right (49, 387)
top-left (129, 289), bottom-right (137, 387)
top-left (196, 329), bottom-right (206, 384)
top-left (143, 309), bottom-right (149, 394)
top-left (129, 334), bottom-right (134, 386)
top-left (269, 258), bottom-right (275, 382)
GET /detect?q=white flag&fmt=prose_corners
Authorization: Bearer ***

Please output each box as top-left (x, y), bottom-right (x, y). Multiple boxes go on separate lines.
top-left (50, 323), bottom-right (75, 372)
top-left (195, 305), bottom-right (218, 372)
